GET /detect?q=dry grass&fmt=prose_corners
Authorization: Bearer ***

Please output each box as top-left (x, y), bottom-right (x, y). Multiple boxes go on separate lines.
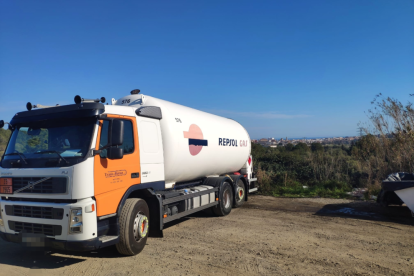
top-left (355, 94), bottom-right (414, 186)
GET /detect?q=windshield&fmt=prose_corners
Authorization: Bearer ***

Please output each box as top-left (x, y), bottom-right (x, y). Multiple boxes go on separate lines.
top-left (2, 118), bottom-right (96, 168)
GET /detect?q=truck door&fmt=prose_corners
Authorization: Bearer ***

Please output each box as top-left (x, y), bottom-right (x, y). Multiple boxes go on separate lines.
top-left (137, 118), bottom-right (165, 184)
top-left (94, 115), bottom-right (140, 217)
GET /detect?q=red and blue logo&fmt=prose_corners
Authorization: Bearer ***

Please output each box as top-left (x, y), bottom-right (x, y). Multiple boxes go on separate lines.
top-left (183, 124), bottom-right (208, 156)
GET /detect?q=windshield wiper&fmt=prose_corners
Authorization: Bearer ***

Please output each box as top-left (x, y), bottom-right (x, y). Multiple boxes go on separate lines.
top-left (35, 150), bottom-right (69, 165)
top-left (4, 150), bottom-right (28, 164)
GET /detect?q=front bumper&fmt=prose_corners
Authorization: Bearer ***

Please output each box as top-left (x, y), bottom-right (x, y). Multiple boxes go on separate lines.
top-left (0, 231), bottom-right (101, 251)
top-left (0, 197), bottom-right (99, 250)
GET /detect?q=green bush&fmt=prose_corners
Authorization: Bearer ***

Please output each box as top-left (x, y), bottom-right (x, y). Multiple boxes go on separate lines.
top-left (253, 142), bottom-right (360, 198)
top-left (253, 95), bottom-right (414, 198)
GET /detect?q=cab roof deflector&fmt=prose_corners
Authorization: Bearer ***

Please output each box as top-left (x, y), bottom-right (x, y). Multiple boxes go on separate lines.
top-left (135, 106), bottom-right (162, 120)
top-left (10, 103), bottom-right (105, 125)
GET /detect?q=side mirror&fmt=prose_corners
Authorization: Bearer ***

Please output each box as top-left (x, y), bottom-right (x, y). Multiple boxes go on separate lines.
top-left (110, 120), bottom-right (124, 146)
top-left (107, 147), bottom-right (124, 160)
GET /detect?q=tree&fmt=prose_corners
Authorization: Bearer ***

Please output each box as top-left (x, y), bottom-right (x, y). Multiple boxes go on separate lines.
top-left (311, 142), bottom-right (323, 152)
top-left (294, 142), bottom-right (309, 152)
top-left (251, 142), bottom-right (266, 158)
top-left (285, 143), bottom-right (294, 151)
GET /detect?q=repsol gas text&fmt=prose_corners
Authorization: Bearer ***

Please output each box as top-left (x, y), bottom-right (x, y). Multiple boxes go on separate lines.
top-left (219, 138), bottom-right (238, 147)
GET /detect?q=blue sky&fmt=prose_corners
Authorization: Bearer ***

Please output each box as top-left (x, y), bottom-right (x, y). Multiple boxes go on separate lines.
top-left (1, 1), bottom-right (413, 139)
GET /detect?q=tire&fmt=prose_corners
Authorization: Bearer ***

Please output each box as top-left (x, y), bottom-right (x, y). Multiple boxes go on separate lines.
top-left (213, 182), bottom-right (233, 216)
top-left (233, 179), bottom-right (246, 208)
top-left (116, 198), bottom-right (150, 256)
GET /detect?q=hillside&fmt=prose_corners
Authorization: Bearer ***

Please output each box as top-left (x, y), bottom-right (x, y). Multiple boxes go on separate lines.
top-left (0, 128), bottom-right (11, 156)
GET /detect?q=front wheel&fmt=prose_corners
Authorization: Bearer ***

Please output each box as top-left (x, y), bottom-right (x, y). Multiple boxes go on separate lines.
top-left (116, 198), bottom-right (149, 256)
top-left (213, 182), bottom-right (233, 216)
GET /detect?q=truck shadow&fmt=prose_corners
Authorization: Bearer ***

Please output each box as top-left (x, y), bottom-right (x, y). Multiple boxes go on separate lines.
top-left (315, 202), bottom-right (414, 226)
top-left (0, 212), bottom-right (217, 269)
top-left (0, 242), bottom-right (86, 269)
top-left (0, 240), bottom-right (127, 270)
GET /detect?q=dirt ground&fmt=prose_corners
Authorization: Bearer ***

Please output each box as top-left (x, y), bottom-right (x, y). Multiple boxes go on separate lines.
top-left (0, 195), bottom-right (413, 276)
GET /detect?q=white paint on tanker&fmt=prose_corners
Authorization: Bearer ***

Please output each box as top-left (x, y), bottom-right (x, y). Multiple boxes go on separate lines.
top-left (114, 94), bottom-right (251, 187)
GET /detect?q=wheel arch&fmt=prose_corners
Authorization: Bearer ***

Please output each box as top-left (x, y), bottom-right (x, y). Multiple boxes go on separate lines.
top-left (203, 176), bottom-right (233, 216)
top-left (203, 175), bottom-right (233, 189)
top-left (116, 181), bottom-right (164, 238)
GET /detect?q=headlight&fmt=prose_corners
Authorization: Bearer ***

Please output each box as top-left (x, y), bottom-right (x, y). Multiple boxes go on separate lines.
top-left (69, 208), bottom-right (83, 234)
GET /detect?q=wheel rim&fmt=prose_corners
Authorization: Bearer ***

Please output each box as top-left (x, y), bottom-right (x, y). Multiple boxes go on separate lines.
top-left (133, 213), bottom-right (149, 241)
top-left (223, 189), bottom-right (231, 209)
top-left (237, 186), bottom-right (245, 201)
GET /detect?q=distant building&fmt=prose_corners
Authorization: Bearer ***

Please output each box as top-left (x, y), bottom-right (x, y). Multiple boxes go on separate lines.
top-left (255, 135), bottom-right (360, 147)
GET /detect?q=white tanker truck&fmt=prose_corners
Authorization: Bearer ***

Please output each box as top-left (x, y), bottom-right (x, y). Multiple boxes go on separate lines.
top-left (0, 90), bottom-right (257, 255)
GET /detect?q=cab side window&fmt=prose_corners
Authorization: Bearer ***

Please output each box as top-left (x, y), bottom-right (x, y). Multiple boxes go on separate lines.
top-left (99, 119), bottom-right (134, 158)
top-left (122, 121), bottom-right (134, 154)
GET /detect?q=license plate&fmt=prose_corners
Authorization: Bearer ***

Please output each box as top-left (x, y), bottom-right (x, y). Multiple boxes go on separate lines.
top-left (0, 178), bottom-right (12, 194)
top-left (22, 233), bottom-right (46, 247)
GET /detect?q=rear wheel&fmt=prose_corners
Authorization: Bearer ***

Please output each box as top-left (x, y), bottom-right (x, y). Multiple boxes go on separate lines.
top-left (116, 198), bottom-right (149, 256)
top-left (233, 179), bottom-right (246, 208)
top-left (213, 182), bottom-right (233, 216)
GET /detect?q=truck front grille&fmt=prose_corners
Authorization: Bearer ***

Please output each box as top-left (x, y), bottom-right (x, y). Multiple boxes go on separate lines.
top-left (8, 221), bottom-right (62, 236)
top-left (11, 177), bottom-right (67, 194)
top-left (5, 205), bottom-right (64, 220)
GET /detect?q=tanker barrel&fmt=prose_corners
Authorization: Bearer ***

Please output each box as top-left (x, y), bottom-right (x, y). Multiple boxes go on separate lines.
top-left (114, 93), bottom-right (251, 187)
